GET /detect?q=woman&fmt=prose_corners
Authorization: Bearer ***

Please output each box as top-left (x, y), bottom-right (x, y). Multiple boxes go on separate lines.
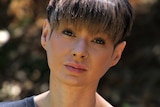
top-left (0, 0), bottom-right (134, 107)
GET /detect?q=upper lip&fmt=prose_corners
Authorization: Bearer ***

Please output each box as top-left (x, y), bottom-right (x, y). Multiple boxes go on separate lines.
top-left (64, 62), bottom-right (88, 71)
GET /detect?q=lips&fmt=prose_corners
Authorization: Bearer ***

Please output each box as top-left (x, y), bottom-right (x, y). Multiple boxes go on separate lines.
top-left (64, 62), bottom-right (87, 73)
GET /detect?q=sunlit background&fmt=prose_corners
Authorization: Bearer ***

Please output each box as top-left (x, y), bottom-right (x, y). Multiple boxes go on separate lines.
top-left (0, 0), bottom-right (160, 107)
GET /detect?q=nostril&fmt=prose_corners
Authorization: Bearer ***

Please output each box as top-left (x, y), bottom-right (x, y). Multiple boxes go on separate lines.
top-left (81, 56), bottom-right (85, 58)
top-left (72, 51), bottom-right (88, 59)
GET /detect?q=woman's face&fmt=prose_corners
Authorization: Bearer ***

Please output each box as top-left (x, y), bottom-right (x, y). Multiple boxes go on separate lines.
top-left (41, 21), bottom-right (126, 87)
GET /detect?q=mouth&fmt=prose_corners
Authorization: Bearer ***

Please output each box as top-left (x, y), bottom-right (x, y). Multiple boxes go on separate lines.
top-left (64, 63), bottom-right (87, 73)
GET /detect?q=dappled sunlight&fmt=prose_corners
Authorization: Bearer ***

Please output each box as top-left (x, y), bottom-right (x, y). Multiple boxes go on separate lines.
top-left (131, 0), bottom-right (158, 13)
top-left (0, 81), bottom-right (21, 100)
top-left (8, 0), bottom-right (34, 20)
top-left (0, 30), bottom-right (10, 47)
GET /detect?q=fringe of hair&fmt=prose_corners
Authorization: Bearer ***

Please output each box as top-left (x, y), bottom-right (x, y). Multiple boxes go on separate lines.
top-left (47, 0), bottom-right (134, 44)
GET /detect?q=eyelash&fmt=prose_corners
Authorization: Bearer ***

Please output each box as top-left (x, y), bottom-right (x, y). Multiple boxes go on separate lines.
top-left (62, 29), bottom-right (105, 45)
top-left (62, 30), bottom-right (75, 37)
top-left (92, 38), bottom-right (105, 45)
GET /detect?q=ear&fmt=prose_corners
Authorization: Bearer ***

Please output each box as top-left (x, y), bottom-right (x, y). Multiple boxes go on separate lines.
top-left (41, 19), bottom-right (51, 50)
top-left (111, 41), bottom-right (126, 67)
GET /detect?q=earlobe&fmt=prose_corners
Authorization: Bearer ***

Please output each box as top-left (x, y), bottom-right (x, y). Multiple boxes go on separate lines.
top-left (111, 41), bottom-right (126, 66)
top-left (41, 20), bottom-right (50, 50)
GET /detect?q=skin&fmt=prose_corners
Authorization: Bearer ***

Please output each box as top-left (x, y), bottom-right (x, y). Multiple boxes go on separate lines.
top-left (34, 20), bottom-right (126, 107)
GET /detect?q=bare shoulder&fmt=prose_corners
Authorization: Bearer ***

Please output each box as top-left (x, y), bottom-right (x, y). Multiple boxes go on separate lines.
top-left (96, 92), bottom-right (113, 107)
top-left (34, 91), bottom-right (49, 107)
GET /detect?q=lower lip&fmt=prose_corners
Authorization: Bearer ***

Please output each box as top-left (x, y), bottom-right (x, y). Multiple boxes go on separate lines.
top-left (65, 65), bottom-right (86, 73)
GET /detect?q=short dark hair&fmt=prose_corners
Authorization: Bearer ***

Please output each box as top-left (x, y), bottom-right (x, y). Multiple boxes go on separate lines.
top-left (46, 0), bottom-right (134, 45)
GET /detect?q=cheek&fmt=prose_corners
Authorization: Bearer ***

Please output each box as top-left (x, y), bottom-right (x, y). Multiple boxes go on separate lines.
top-left (46, 35), bottom-right (73, 72)
top-left (91, 51), bottom-right (113, 77)
top-left (46, 49), bottom-right (57, 71)
top-left (45, 39), bottom-right (64, 70)
top-left (97, 58), bottom-right (111, 76)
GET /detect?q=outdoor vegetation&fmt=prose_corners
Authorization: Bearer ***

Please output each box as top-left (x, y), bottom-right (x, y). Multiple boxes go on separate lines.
top-left (0, 0), bottom-right (160, 107)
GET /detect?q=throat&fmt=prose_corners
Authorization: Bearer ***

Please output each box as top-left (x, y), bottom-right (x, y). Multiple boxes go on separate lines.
top-left (48, 88), bottom-right (96, 107)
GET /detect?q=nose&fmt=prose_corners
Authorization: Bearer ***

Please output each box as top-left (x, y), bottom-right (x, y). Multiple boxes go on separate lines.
top-left (71, 40), bottom-right (88, 59)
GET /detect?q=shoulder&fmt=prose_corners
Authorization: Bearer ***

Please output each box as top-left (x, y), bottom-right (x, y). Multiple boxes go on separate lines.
top-left (96, 92), bottom-right (113, 107)
top-left (0, 96), bottom-right (35, 107)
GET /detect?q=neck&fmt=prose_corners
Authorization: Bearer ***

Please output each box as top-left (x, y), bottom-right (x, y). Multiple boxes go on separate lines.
top-left (47, 76), bottom-right (98, 107)
top-left (49, 88), bottom-right (96, 107)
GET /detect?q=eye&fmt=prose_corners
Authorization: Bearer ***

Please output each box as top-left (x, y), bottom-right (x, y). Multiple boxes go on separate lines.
top-left (62, 29), bottom-right (75, 37)
top-left (92, 38), bottom-right (105, 45)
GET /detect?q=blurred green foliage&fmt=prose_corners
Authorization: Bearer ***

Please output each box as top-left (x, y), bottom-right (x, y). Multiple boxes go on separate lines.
top-left (0, 0), bottom-right (160, 107)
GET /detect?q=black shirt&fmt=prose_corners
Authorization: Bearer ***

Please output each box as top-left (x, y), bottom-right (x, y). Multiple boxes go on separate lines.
top-left (0, 97), bottom-right (35, 107)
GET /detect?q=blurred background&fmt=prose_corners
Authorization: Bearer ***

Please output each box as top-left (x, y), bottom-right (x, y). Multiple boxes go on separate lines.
top-left (0, 0), bottom-right (160, 107)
